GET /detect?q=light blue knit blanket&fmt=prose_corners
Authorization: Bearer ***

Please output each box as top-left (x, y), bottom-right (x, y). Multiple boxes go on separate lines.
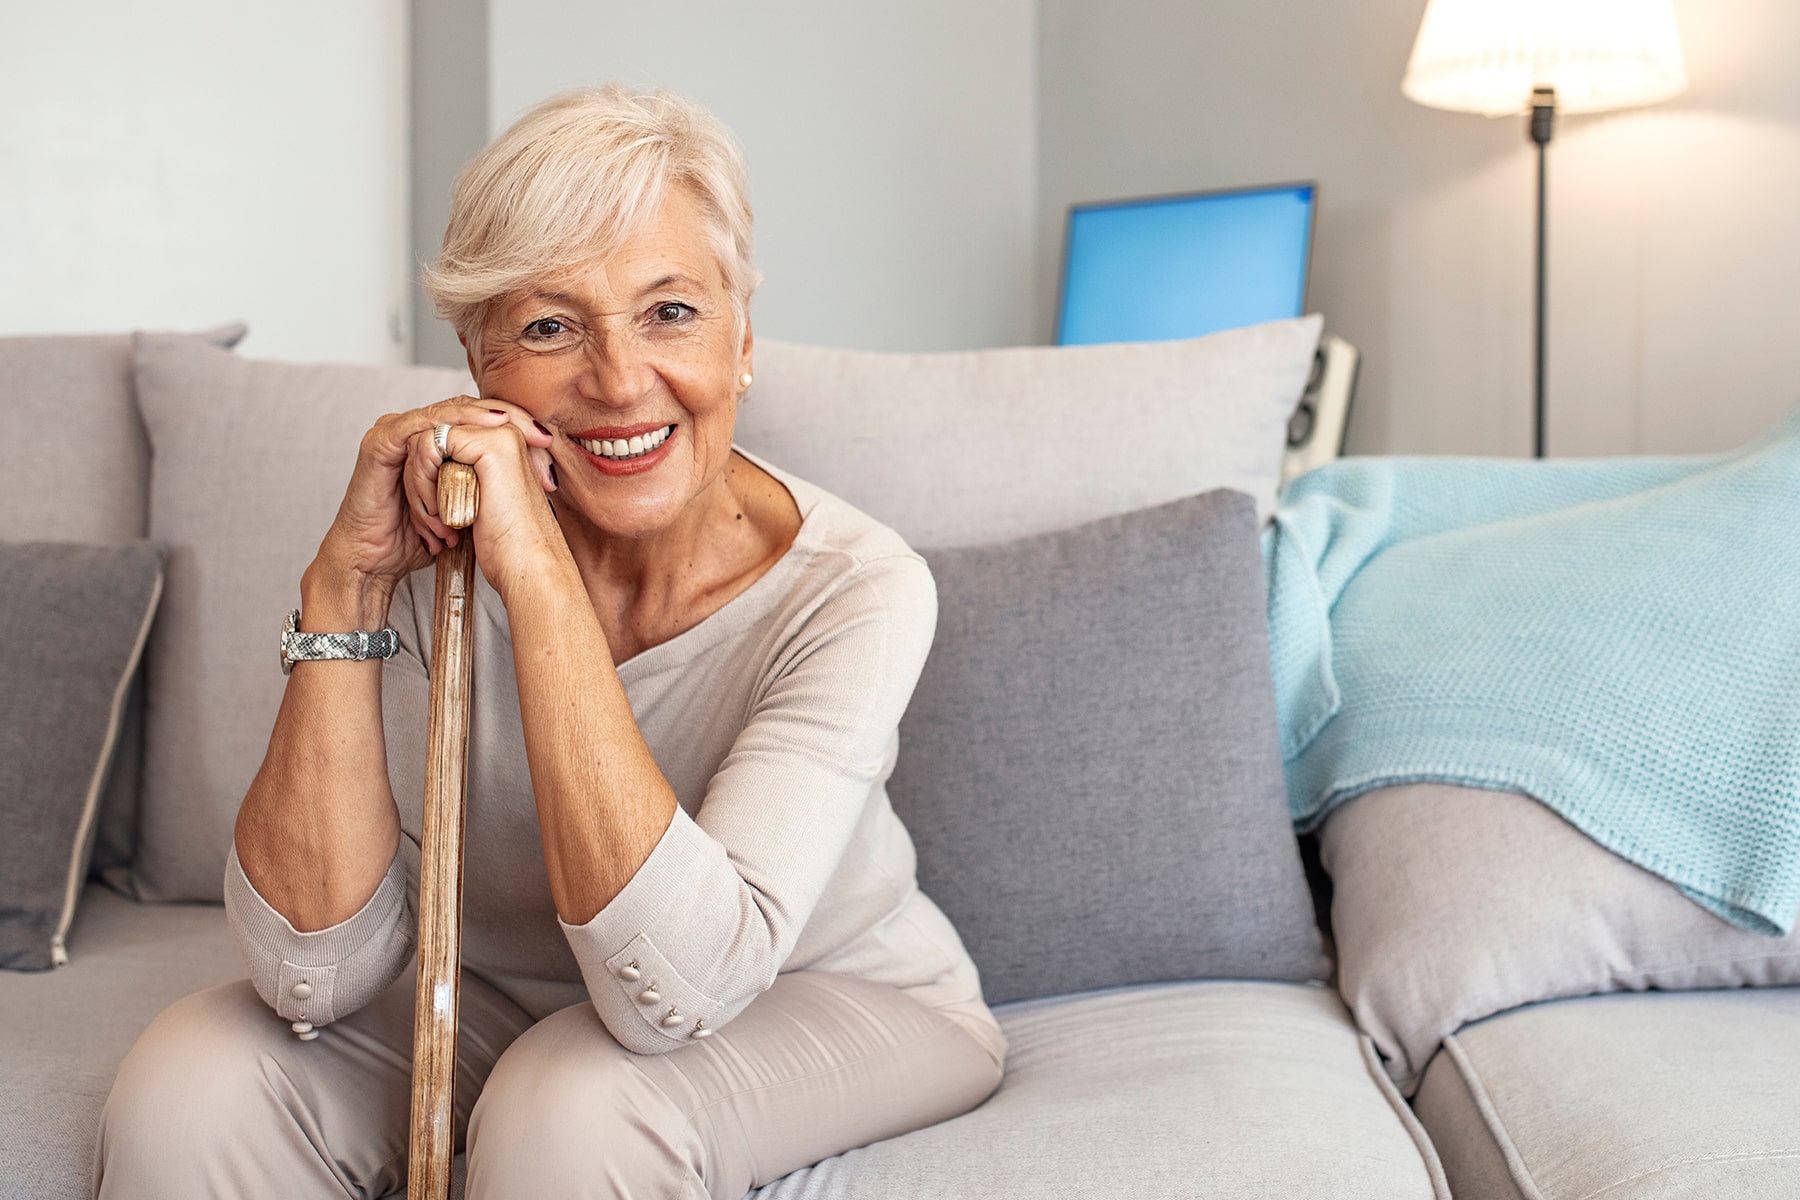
top-left (1264, 413), bottom-right (1800, 935)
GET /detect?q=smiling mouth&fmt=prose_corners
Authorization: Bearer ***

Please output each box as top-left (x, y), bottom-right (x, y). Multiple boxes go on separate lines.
top-left (574, 425), bottom-right (675, 461)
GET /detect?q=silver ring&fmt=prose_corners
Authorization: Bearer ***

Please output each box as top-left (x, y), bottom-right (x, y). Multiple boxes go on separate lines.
top-left (433, 423), bottom-right (452, 458)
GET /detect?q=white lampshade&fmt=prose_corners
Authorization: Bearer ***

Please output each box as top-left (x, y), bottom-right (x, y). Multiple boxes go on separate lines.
top-left (1403, 0), bottom-right (1688, 117)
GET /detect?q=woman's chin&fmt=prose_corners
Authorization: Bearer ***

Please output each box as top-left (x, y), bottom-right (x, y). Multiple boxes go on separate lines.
top-left (557, 486), bottom-right (693, 545)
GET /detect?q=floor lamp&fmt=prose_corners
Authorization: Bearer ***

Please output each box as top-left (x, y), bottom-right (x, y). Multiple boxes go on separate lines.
top-left (1401, 0), bottom-right (1687, 458)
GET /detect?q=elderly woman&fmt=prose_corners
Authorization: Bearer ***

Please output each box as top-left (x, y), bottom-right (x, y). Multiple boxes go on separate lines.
top-left (96, 85), bottom-right (1003, 1198)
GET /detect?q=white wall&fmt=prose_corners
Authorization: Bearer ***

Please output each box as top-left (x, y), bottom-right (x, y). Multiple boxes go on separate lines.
top-left (483, 0), bottom-right (1038, 354)
top-left (1038, 0), bottom-right (1800, 456)
top-left (0, 1), bottom-right (411, 364)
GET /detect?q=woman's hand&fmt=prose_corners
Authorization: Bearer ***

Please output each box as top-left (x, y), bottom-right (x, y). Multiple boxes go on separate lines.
top-left (311, 399), bottom-right (553, 614)
top-left (398, 402), bottom-right (561, 597)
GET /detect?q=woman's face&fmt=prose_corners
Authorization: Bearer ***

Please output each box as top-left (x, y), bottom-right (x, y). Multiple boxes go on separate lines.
top-left (470, 184), bottom-right (751, 543)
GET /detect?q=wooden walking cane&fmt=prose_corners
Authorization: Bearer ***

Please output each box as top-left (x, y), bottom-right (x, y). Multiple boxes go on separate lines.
top-left (408, 460), bottom-right (479, 1200)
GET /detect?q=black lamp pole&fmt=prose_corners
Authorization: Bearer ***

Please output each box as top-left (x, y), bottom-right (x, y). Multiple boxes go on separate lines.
top-left (1529, 85), bottom-right (1556, 459)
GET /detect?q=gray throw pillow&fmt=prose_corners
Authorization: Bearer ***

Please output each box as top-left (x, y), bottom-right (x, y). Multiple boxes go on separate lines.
top-left (1324, 783), bottom-right (1800, 1095)
top-left (0, 541), bottom-right (166, 970)
top-left (891, 489), bottom-right (1327, 1004)
top-left (736, 317), bottom-right (1321, 548)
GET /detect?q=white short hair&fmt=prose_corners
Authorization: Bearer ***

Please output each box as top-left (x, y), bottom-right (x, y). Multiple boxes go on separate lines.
top-left (423, 84), bottom-right (760, 343)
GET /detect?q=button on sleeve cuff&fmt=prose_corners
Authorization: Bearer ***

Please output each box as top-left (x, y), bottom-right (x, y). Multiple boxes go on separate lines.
top-left (224, 843), bottom-right (415, 1027)
top-left (559, 811), bottom-right (743, 1054)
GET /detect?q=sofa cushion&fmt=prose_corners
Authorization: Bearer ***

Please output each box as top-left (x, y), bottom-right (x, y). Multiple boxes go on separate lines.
top-left (0, 326), bottom-right (245, 889)
top-left (755, 980), bottom-right (1446, 1199)
top-left (0, 328), bottom-right (233, 546)
top-left (0, 887), bottom-right (242, 1200)
top-left (1414, 989), bottom-right (1800, 1199)
top-left (889, 489), bottom-right (1325, 1004)
top-left (1323, 783), bottom-right (1800, 1094)
top-left (0, 542), bottom-right (166, 970)
top-left (735, 317), bottom-right (1321, 546)
top-left (131, 335), bottom-right (474, 901)
top-left (2, 332), bottom-right (150, 547)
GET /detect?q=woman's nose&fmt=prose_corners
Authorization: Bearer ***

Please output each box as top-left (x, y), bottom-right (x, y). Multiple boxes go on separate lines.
top-left (579, 341), bottom-right (655, 407)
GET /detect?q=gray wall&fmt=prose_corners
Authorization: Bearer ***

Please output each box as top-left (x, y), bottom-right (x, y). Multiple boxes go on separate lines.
top-left (1038, 0), bottom-right (1800, 456)
top-left (466, 0), bottom-right (1038, 358)
top-left (414, 0), bottom-right (1799, 456)
top-left (410, 0), bottom-right (490, 373)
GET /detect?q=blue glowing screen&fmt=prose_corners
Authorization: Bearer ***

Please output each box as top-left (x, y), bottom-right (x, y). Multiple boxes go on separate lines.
top-left (1056, 183), bottom-right (1314, 346)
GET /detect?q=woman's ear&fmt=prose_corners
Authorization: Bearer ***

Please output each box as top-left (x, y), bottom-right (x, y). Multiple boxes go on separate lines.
top-left (738, 320), bottom-right (754, 392)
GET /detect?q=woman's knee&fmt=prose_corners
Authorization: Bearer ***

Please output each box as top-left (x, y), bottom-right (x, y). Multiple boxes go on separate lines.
top-left (466, 1005), bottom-right (702, 1199)
top-left (97, 978), bottom-right (415, 1198)
top-left (101, 982), bottom-right (291, 1138)
top-left (98, 982), bottom-right (300, 1188)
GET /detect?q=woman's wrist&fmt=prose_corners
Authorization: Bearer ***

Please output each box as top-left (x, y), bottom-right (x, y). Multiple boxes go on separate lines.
top-left (485, 511), bottom-right (583, 613)
top-left (299, 556), bottom-right (398, 632)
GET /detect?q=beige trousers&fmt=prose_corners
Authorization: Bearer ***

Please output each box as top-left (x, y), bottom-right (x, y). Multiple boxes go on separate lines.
top-left (95, 970), bottom-right (1004, 1199)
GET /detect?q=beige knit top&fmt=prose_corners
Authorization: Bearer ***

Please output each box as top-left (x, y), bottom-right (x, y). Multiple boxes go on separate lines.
top-left (225, 460), bottom-right (989, 1055)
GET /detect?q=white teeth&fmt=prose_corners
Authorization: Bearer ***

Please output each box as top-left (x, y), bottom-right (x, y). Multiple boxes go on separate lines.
top-left (578, 426), bottom-right (672, 460)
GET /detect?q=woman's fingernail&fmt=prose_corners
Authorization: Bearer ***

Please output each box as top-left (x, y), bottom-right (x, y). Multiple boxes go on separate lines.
top-left (533, 420), bottom-right (551, 438)
top-left (548, 461), bottom-right (559, 490)
top-left (490, 408), bottom-right (506, 416)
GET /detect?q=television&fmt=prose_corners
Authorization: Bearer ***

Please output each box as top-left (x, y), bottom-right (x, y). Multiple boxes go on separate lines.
top-left (1055, 182), bottom-right (1316, 346)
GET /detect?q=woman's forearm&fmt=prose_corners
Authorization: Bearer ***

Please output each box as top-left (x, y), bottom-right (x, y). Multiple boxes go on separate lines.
top-left (233, 558), bottom-right (403, 932)
top-left (504, 557), bottom-right (679, 926)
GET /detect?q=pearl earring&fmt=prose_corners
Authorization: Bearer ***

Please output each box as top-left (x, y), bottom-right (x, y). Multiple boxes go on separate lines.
top-left (739, 372), bottom-right (754, 389)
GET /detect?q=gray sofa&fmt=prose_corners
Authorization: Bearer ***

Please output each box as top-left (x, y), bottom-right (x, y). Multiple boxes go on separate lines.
top-left (4, 320), bottom-right (1797, 1200)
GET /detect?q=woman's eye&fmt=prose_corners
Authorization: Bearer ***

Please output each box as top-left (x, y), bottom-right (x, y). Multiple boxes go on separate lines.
top-left (525, 318), bottom-right (566, 340)
top-left (653, 303), bottom-right (695, 325)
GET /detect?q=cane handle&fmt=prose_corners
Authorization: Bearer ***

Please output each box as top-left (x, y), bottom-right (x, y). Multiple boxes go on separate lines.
top-left (439, 461), bottom-right (479, 530)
